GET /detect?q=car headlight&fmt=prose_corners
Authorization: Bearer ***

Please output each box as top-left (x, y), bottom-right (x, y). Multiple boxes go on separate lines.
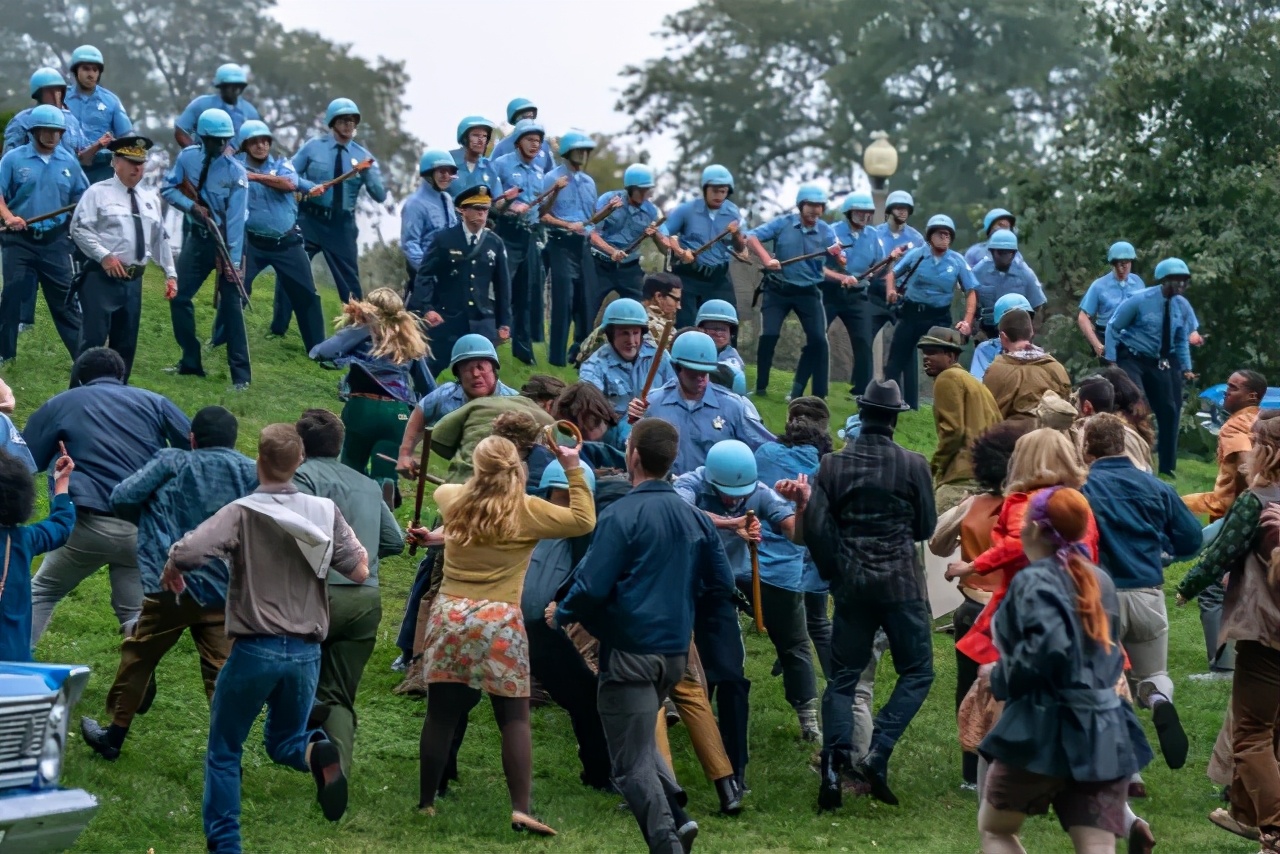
top-left (38, 733), bottom-right (61, 784)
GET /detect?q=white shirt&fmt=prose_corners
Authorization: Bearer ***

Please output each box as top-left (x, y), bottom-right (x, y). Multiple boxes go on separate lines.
top-left (70, 176), bottom-right (176, 278)
top-left (462, 225), bottom-right (483, 246)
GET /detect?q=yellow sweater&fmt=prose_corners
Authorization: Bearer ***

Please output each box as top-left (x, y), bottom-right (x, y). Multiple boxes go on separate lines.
top-left (435, 466), bottom-right (596, 604)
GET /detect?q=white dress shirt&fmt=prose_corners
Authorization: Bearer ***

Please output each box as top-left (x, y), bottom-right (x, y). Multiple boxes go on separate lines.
top-left (70, 175), bottom-right (176, 278)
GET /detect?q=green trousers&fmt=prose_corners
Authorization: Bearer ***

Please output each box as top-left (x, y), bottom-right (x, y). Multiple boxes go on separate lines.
top-left (340, 396), bottom-right (410, 482)
top-left (316, 584), bottom-right (382, 773)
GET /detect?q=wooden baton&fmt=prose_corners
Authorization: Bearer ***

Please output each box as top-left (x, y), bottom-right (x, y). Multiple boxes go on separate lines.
top-left (629, 321), bottom-right (676, 423)
top-left (746, 509), bottom-right (765, 632)
top-left (408, 428), bottom-right (433, 556)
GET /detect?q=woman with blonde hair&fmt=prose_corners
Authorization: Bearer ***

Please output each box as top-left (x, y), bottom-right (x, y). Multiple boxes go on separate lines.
top-left (309, 288), bottom-right (433, 495)
top-left (415, 435), bottom-right (595, 835)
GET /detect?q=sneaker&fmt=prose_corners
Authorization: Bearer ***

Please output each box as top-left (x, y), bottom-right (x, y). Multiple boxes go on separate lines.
top-left (391, 654), bottom-right (407, 673)
top-left (1188, 670), bottom-right (1234, 682)
top-left (80, 717), bottom-right (122, 761)
top-left (231, 382), bottom-right (250, 392)
top-left (676, 819), bottom-right (698, 853)
top-left (309, 740), bottom-right (347, 821)
top-left (1152, 699), bottom-right (1189, 769)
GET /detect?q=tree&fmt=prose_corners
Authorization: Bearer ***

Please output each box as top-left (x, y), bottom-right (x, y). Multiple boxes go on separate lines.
top-left (618, 0), bottom-right (1099, 238)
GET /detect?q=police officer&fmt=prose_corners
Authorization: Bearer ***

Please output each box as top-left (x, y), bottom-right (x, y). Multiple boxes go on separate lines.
top-left (963, 207), bottom-right (1015, 268)
top-left (969, 293), bottom-right (1032, 382)
top-left (234, 120), bottom-right (325, 353)
top-left (629, 330), bottom-right (774, 476)
top-left (401, 149), bottom-right (458, 290)
top-left (1078, 241), bottom-right (1145, 358)
top-left (868, 190), bottom-right (924, 376)
top-left (1105, 257), bottom-right (1196, 476)
top-left (492, 118), bottom-right (565, 366)
top-left (414, 184), bottom-right (511, 376)
top-left (3, 68), bottom-right (88, 162)
top-left (541, 131), bottom-right (602, 366)
top-left (826, 192), bottom-right (895, 398)
top-left (661, 164), bottom-right (746, 329)
top-left (160, 108), bottom-right (250, 389)
top-left (64, 46), bottom-right (132, 184)
top-left (696, 299), bottom-right (745, 375)
top-left (291, 97), bottom-right (386, 306)
top-left (0, 105), bottom-right (88, 366)
top-left (450, 116), bottom-right (511, 202)
top-left (885, 214), bottom-right (979, 409)
top-left (579, 297), bottom-right (674, 446)
top-left (588, 163), bottom-right (663, 322)
top-left (490, 98), bottom-right (555, 171)
top-left (174, 63), bottom-right (260, 148)
top-left (69, 131), bottom-right (175, 382)
top-left (970, 229), bottom-right (1045, 338)
top-left (745, 184), bottom-right (848, 400)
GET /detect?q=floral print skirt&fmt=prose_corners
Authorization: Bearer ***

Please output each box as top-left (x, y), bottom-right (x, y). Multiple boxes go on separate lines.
top-left (423, 593), bottom-right (530, 697)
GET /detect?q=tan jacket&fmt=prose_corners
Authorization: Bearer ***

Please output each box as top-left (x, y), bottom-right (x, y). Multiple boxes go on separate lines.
top-left (983, 347), bottom-right (1071, 426)
top-left (1185, 405), bottom-right (1258, 520)
top-left (931, 364), bottom-right (1001, 486)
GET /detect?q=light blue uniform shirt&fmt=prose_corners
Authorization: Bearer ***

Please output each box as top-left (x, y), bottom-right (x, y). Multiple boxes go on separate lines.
top-left (0, 413), bottom-right (36, 473)
top-left (594, 191), bottom-right (660, 262)
top-left (292, 135), bottom-right (387, 210)
top-left (717, 344), bottom-right (745, 374)
top-left (176, 94), bottom-right (260, 137)
top-left (661, 198), bottom-right (743, 267)
top-left (448, 150), bottom-right (502, 199)
top-left (969, 338), bottom-right (1002, 382)
top-left (1175, 295), bottom-right (1198, 336)
top-left (160, 146), bottom-right (248, 265)
top-left (65, 85), bottom-right (131, 175)
top-left (401, 183), bottom-right (457, 271)
top-left (754, 441), bottom-right (822, 592)
top-left (1104, 286), bottom-right (1192, 370)
top-left (580, 341), bottom-right (675, 416)
top-left (3, 107), bottom-right (86, 158)
top-left (892, 246), bottom-right (978, 308)
top-left (0, 144), bottom-right (88, 230)
top-left (832, 221), bottom-right (886, 278)
top-left (1079, 271), bottom-right (1145, 327)
top-left (237, 152), bottom-right (300, 239)
top-left (544, 164), bottom-right (598, 231)
top-left (416, 380), bottom-right (519, 426)
top-left (878, 222), bottom-right (924, 256)
top-left (674, 469), bottom-right (797, 587)
top-left (492, 152), bottom-right (545, 227)
top-left (748, 214), bottom-right (837, 287)
top-left (971, 257), bottom-right (1046, 324)
top-left (645, 381), bottom-right (775, 476)
top-left (491, 134), bottom-right (555, 173)
top-left (964, 241), bottom-right (1031, 269)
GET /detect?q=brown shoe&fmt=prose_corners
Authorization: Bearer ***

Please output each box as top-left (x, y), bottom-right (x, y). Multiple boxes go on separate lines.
top-left (511, 811), bottom-right (557, 836)
top-left (1126, 817), bottom-right (1155, 854)
top-left (1208, 807), bottom-right (1260, 841)
top-left (393, 656), bottom-right (429, 697)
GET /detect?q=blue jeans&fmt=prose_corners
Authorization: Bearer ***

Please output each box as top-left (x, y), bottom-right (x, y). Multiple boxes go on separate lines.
top-left (821, 598), bottom-right (934, 773)
top-left (204, 636), bottom-right (322, 853)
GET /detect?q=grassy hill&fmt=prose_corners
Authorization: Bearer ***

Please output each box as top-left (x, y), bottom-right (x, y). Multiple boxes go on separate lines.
top-left (2, 270), bottom-right (1244, 853)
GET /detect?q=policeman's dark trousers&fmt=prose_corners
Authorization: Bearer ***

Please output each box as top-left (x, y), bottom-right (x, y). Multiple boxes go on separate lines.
top-left (736, 578), bottom-right (817, 708)
top-left (597, 650), bottom-right (690, 854)
top-left (821, 597), bottom-right (934, 779)
top-left (673, 262), bottom-right (735, 331)
top-left (1117, 344), bottom-right (1184, 474)
top-left (885, 300), bottom-right (950, 410)
top-left (756, 284), bottom-right (828, 399)
top-left (0, 230), bottom-right (80, 361)
top-left (823, 287), bottom-right (894, 395)
top-left (171, 229), bottom-right (251, 386)
top-left (694, 594), bottom-right (751, 786)
top-left (590, 256), bottom-right (644, 326)
top-left (243, 233), bottom-right (326, 352)
top-left (299, 207), bottom-right (362, 303)
top-left (546, 232), bottom-right (591, 367)
top-left (77, 268), bottom-right (142, 381)
top-left (527, 620), bottom-right (613, 788)
top-left (952, 596), bottom-right (985, 785)
top-left (495, 221), bottom-right (541, 364)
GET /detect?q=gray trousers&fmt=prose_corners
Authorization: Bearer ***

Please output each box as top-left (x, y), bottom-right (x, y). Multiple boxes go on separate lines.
top-left (1199, 581), bottom-right (1236, 671)
top-left (598, 650), bottom-right (688, 854)
top-left (31, 514), bottom-right (142, 646)
top-left (852, 629), bottom-right (890, 762)
top-left (1116, 587), bottom-right (1174, 705)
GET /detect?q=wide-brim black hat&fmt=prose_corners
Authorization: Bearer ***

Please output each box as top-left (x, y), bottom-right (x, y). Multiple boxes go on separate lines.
top-left (856, 379), bottom-right (911, 412)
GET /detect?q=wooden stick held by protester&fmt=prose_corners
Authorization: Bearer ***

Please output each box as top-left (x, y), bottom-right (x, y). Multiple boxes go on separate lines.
top-left (746, 509), bottom-right (765, 632)
top-left (628, 321), bottom-right (675, 424)
top-left (409, 429), bottom-right (433, 556)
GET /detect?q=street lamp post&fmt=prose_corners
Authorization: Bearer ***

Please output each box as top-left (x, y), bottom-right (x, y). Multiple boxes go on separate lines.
top-left (863, 131), bottom-right (899, 221)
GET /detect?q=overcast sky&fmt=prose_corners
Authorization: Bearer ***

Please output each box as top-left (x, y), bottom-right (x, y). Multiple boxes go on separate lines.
top-left (271, 0), bottom-right (693, 168)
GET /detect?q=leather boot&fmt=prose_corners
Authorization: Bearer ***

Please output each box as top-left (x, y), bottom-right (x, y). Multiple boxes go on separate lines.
top-left (818, 750), bottom-right (842, 811)
top-left (715, 775), bottom-right (742, 816)
top-left (80, 717), bottom-right (125, 761)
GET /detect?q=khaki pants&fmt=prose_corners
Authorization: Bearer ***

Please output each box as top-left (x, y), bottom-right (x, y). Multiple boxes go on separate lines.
top-left (1230, 640), bottom-right (1280, 830)
top-left (31, 513), bottom-right (142, 645)
top-left (655, 667), bottom-right (734, 782)
top-left (106, 592), bottom-right (229, 728)
top-left (1116, 587), bottom-right (1174, 704)
top-left (316, 585), bottom-right (381, 773)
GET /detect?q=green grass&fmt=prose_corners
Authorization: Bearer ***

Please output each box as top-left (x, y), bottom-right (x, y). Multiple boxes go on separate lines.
top-left (2, 270), bottom-right (1244, 852)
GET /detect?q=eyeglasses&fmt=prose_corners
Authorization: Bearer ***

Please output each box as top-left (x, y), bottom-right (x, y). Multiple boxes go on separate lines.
top-left (661, 293), bottom-right (682, 305)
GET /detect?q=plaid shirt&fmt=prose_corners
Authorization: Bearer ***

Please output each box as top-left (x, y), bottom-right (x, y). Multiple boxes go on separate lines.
top-left (803, 429), bottom-right (936, 604)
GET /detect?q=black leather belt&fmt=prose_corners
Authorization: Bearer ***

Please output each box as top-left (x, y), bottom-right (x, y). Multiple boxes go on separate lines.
top-left (248, 231), bottom-right (301, 250)
top-left (301, 204), bottom-right (352, 222)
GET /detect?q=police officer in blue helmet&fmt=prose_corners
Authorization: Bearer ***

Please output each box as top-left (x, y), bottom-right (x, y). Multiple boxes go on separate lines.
top-left (402, 149), bottom-right (459, 288)
top-left (970, 229), bottom-right (1046, 339)
top-left (580, 298), bottom-right (674, 447)
top-left (587, 163), bottom-right (664, 323)
top-left (174, 63), bottom-right (260, 149)
top-left (963, 207), bottom-right (1015, 268)
top-left (490, 97), bottom-right (555, 172)
top-left (3, 67), bottom-right (89, 163)
top-left (660, 164), bottom-right (748, 330)
top-left (541, 131), bottom-right (602, 366)
top-left (65, 46), bottom-right (133, 184)
top-left (1079, 241), bottom-right (1145, 358)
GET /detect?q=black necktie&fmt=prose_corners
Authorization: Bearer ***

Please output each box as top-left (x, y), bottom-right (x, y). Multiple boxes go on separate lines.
top-left (128, 188), bottom-right (145, 264)
top-left (468, 232), bottom-right (477, 249)
top-left (331, 146), bottom-right (346, 212)
top-left (1160, 297), bottom-right (1172, 357)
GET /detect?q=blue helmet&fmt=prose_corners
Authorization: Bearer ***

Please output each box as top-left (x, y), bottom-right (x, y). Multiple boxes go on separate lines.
top-left (837, 414), bottom-right (863, 441)
top-left (623, 163), bottom-right (655, 189)
top-left (982, 207), bottom-right (1015, 234)
top-left (213, 63), bottom-right (248, 86)
top-left (840, 192), bottom-right (875, 214)
top-left (1107, 241), bottom-right (1136, 263)
top-left (700, 164), bottom-right (734, 192)
top-left (236, 119), bottom-right (272, 151)
top-left (449, 333), bottom-right (500, 373)
top-left (705, 440), bottom-right (759, 497)
top-left (670, 331), bottom-right (720, 372)
top-left (987, 229), bottom-right (1018, 251)
top-left (69, 45), bottom-right (104, 71)
top-left (27, 104), bottom-right (66, 131)
top-left (29, 67), bottom-right (66, 99)
top-left (456, 115), bottom-right (495, 145)
top-left (506, 97), bottom-right (537, 124)
top-left (558, 131), bottom-right (596, 156)
top-left (695, 299), bottom-right (738, 328)
top-left (196, 108), bottom-right (235, 140)
top-left (325, 98), bottom-right (360, 127)
top-left (925, 214), bottom-right (956, 239)
top-left (602, 298), bottom-right (648, 330)
top-left (884, 190), bottom-right (914, 212)
top-left (418, 148), bottom-right (456, 175)
top-left (511, 118), bottom-right (545, 143)
top-left (1154, 257), bottom-right (1190, 281)
top-left (795, 184), bottom-right (829, 207)
top-left (993, 293), bottom-right (1033, 325)
top-left (539, 460), bottom-right (596, 494)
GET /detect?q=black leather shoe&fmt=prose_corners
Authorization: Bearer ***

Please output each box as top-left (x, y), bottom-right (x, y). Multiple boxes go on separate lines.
top-left (854, 759), bottom-right (899, 806)
top-left (817, 751), bottom-right (842, 811)
top-left (715, 775), bottom-right (743, 816)
top-left (80, 717), bottom-right (122, 761)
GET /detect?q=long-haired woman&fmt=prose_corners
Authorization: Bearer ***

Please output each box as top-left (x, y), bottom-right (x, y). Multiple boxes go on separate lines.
top-left (1100, 366), bottom-right (1156, 450)
top-left (416, 435), bottom-right (595, 835)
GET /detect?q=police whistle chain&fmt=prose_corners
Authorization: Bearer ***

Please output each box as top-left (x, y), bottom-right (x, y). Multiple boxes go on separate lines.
top-left (408, 428), bottom-right (433, 557)
top-left (621, 215), bottom-right (667, 255)
top-left (689, 221), bottom-right (739, 258)
top-left (629, 321), bottom-right (676, 424)
top-left (0, 203), bottom-right (78, 231)
top-left (746, 509), bottom-right (765, 632)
